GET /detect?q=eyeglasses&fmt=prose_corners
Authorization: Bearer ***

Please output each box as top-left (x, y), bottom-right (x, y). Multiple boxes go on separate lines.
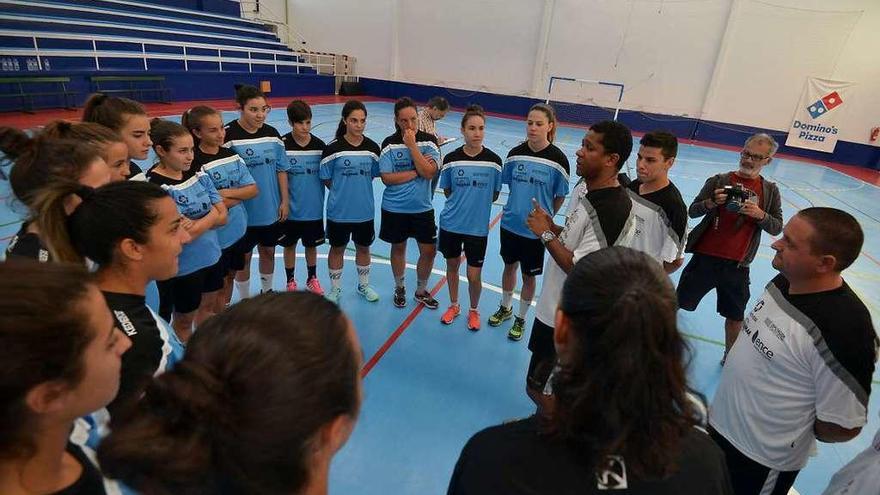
top-left (741, 150), bottom-right (769, 161)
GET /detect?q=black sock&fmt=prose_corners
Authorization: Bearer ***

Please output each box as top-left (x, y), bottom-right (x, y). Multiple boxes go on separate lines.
top-left (285, 267), bottom-right (294, 281)
top-left (307, 264), bottom-right (317, 280)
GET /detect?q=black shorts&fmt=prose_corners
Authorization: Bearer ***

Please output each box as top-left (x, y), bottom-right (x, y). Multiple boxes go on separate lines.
top-left (677, 253), bottom-right (750, 321)
top-left (438, 229), bottom-right (488, 267)
top-left (202, 258), bottom-right (226, 293)
top-left (327, 219), bottom-right (375, 247)
top-left (222, 238), bottom-right (249, 273)
top-left (278, 219), bottom-right (326, 248)
top-left (240, 223), bottom-right (283, 252)
top-left (379, 209), bottom-right (437, 245)
top-left (500, 227), bottom-right (545, 276)
top-left (156, 265), bottom-right (209, 317)
top-left (526, 318), bottom-right (556, 392)
top-left (709, 427), bottom-right (799, 495)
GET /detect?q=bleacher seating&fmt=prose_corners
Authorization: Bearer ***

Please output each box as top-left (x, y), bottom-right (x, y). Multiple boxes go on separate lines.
top-left (0, 0), bottom-right (328, 78)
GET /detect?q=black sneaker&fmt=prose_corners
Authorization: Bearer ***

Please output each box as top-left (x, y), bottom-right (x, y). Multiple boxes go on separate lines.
top-left (393, 286), bottom-right (406, 308)
top-left (414, 290), bottom-right (439, 310)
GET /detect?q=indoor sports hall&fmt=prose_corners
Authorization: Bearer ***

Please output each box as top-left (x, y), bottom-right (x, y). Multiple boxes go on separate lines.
top-left (1, 1), bottom-right (878, 495)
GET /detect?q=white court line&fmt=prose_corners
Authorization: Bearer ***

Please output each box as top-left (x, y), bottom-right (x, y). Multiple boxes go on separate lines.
top-left (273, 252), bottom-right (537, 306)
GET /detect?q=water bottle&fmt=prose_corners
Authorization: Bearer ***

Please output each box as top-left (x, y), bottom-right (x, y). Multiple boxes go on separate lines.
top-left (12, 58), bottom-right (19, 71)
top-left (26, 58), bottom-right (34, 71)
top-left (1, 59), bottom-right (8, 71)
top-left (43, 58), bottom-right (50, 71)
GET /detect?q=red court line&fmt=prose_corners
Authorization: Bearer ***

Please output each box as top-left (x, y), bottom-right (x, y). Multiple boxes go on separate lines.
top-left (361, 209), bottom-right (506, 378)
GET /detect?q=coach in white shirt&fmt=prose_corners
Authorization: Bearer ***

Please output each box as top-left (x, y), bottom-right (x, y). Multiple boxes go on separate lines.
top-left (709, 207), bottom-right (878, 495)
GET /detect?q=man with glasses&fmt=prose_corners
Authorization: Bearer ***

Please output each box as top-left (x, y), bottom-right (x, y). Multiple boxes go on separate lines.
top-left (677, 133), bottom-right (783, 364)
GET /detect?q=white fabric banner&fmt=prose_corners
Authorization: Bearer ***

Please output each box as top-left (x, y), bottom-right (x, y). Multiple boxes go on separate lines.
top-left (786, 77), bottom-right (855, 153)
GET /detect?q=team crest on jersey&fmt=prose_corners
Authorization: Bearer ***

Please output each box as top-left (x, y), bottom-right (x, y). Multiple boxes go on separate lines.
top-left (596, 455), bottom-right (628, 490)
top-left (245, 148), bottom-right (255, 156)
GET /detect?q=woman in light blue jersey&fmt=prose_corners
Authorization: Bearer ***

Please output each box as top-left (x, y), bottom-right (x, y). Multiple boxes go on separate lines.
top-left (438, 105), bottom-right (503, 331)
top-left (224, 85), bottom-right (289, 298)
top-left (147, 119), bottom-right (226, 343)
top-left (183, 105), bottom-right (258, 317)
top-left (493, 103), bottom-right (570, 342)
top-left (320, 100), bottom-right (382, 304)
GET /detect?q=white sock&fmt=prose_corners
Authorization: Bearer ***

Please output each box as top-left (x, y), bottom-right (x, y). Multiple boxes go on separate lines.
top-left (450, 301), bottom-right (459, 307)
top-left (356, 264), bottom-right (370, 287)
top-left (518, 299), bottom-right (531, 320)
top-left (417, 278), bottom-right (428, 292)
top-left (260, 273), bottom-right (273, 293)
top-left (235, 279), bottom-right (250, 299)
top-left (330, 268), bottom-right (343, 289)
top-left (501, 291), bottom-right (513, 309)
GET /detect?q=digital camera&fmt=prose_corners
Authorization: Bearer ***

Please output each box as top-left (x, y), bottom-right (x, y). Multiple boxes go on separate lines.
top-left (723, 184), bottom-right (751, 212)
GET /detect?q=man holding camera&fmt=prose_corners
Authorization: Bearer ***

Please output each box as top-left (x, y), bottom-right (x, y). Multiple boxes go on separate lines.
top-left (677, 133), bottom-right (783, 363)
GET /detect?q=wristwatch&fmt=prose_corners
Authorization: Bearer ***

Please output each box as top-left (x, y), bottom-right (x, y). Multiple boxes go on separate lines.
top-left (540, 230), bottom-right (557, 244)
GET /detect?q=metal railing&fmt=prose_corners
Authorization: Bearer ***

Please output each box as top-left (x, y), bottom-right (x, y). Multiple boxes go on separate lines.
top-left (0, 30), bottom-right (336, 74)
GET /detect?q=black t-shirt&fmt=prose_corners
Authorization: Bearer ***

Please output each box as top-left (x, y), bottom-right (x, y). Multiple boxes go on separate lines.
top-left (53, 442), bottom-right (107, 495)
top-left (127, 161), bottom-right (143, 180)
top-left (772, 274), bottom-right (877, 395)
top-left (586, 185), bottom-right (633, 246)
top-left (448, 416), bottom-right (734, 495)
top-left (103, 291), bottom-right (166, 416)
top-left (628, 179), bottom-right (688, 242)
top-left (5, 222), bottom-right (51, 262)
top-left (282, 132), bottom-right (326, 152)
top-left (223, 119), bottom-right (282, 142)
top-left (322, 134), bottom-right (381, 158)
top-left (506, 141), bottom-right (571, 174)
top-left (380, 129), bottom-right (440, 150)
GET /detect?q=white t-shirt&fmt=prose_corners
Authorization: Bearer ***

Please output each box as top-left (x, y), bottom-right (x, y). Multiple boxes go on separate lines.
top-left (535, 182), bottom-right (634, 326)
top-left (822, 415), bottom-right (880, 495)
top-left (710, 276), bottom-right (877, 471)
top-left (623, 184), bottom-right (687, 264)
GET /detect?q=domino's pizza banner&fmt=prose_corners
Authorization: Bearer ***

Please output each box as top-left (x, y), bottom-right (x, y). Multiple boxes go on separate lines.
top-left (785, 77), bottom-right (855, 153)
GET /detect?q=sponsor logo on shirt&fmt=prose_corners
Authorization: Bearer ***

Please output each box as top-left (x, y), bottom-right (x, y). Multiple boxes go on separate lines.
top-left (743, 320), bottom-right (774, 360)
top-left (114, 310), bottom-right (137, 337)
top-left (596, 455), bottom-right (628, 490)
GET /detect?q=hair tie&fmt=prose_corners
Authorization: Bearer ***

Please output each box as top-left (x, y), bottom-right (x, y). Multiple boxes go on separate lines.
top-left (76, 185), bottom-right (95, 201)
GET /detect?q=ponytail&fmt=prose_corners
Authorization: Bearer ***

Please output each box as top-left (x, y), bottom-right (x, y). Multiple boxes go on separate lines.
top-left (336, 100), bottom-right (367, 140)
top-left (82, 93), bottom-right (146, 131)
top-left (33, 180), bottom-right (169, 266)
top-left (8, 135), bottom-right (101, 210)
top-left (180, 105), bottom-right (220, 138)
top-left (41, 120), bottom-right (123, 163)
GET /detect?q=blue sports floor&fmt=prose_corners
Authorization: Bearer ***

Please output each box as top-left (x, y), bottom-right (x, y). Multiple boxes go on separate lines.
top-left (1, 102), bottom-right (877, 494)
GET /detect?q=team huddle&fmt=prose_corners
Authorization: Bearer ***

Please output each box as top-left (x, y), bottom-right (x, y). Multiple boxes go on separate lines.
top-left (0, 87), bottom-right (876, 495)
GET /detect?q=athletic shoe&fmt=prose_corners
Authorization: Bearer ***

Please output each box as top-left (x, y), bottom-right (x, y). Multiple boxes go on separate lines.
top-left (306, 277), bottom-right (324, 296)
top-left (507, 317), bottom-right (526, 341)
top-left (414, 291), bottom-right (439, 309)
top-left (326, 287), bottom-right (342, 304)
top-left (357, 284), bottom-right (379, 302)
top-left (286, 279), bottom-right (297, 292)
top-left (440, 304), bottom-right (461, 324)
top-left (488, 305), bottom-right (513, 327)
top-left (393, 287), bottom-right (406, 308)
top-left (467, 309), bottom-right (481, 332)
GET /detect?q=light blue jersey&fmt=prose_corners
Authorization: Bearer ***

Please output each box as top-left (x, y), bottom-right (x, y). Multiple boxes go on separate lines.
top-left (223, 120), bottom-right (288, 226)
top-left (439, 146), bottom-right (503, 237)
top-left (501, 142), bottom-right (570, 239)
top-left (379, 130), bottom-right (441, 214)
top-left (282, 133), bottom-right (326, 221)
top-left (148, 171), bottom-right (222, 276)
top-left (320, 135), bottom-right (381, 223)
top-left (193, 147), bottom-right (255, 249)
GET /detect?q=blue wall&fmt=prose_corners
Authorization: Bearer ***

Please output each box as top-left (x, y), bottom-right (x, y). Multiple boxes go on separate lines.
top-left (360, 78), bottom-right (880, 170)
top-left (0, 71), bottom-right (334, 112)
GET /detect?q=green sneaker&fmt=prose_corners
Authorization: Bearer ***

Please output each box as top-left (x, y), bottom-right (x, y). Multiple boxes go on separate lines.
top-left (488, 305), bottom-right (513, 327)
top-left (507, 317), bottom-right (526, 341)
top-left (357, 284), bottom-right (379, 302)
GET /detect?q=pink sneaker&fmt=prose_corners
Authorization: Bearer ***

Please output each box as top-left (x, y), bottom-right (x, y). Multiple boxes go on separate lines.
top-left (286, 279), bottom-right (297, 292)
top-left (306, 277), bottom-right (324, 296)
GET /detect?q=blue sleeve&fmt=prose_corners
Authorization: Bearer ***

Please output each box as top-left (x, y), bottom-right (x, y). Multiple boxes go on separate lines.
top-left (371, 155), bottom-right (380, 178)
top-left (494, 168), bottom-right (503, 193)
top-left (198, 172), bottom-right (223, 204)
top-left (319, 156), bottom-right (332, 180)
top-left (237, 157), bottom-right (256, 187)
top-left (439, 166), bottom-right (451, 189)
top-left (421, 142), bottom-right (441, 165)
top-left (378, 149), bottom-right (394, 174)
top-left (553, 170), bottom-right (569, 198)
top-left (275, 140), bottom-right (289, 173)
